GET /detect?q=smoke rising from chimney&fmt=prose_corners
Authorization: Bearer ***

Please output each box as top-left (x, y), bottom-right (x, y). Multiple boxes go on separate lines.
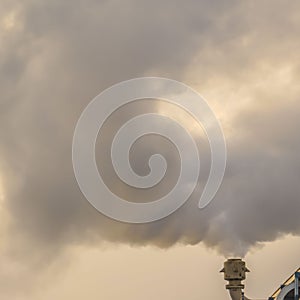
top-left (1, 0), bottom-right (300, 265)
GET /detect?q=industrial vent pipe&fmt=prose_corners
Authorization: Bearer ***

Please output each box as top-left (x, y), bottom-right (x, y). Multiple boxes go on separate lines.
top-left (221, 259), bottom-right (251, 300)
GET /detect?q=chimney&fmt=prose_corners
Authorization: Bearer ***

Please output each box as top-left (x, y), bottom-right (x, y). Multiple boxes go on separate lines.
top-left (220, 259), bottom-right (250, 300)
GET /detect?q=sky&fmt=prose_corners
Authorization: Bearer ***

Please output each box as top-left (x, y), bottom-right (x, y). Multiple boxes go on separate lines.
top-left (1, 0), bottom-right (300, 299)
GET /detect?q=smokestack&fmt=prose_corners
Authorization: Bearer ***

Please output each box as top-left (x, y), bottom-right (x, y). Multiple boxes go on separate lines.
top-left (220, 259), bottom-right (250, 300)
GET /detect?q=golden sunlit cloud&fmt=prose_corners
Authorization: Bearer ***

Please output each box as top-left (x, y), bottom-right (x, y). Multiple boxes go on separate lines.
top-left (2, 11), bottom-right (18, 31)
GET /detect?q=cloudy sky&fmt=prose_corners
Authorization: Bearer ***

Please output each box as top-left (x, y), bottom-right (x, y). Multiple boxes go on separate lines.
top-left (1, 0), bottom-right (300, 299)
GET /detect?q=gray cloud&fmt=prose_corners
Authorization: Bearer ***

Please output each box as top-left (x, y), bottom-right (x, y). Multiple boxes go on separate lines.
top-left (1, 1), bottom-right (300, 297)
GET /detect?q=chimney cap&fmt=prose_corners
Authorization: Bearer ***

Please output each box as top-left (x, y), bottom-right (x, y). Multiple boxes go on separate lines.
top-left (221, 259), bottom-right (250, 281)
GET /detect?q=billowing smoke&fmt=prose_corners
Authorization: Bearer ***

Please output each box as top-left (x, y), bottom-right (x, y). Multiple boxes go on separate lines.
top-left (1, 1), bottom-right (300, 289)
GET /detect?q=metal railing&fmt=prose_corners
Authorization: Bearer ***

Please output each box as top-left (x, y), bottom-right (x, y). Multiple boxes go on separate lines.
top-left (269, 268), bottom-right (300, 300)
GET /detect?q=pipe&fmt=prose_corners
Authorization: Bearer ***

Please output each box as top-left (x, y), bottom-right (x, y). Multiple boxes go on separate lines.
top-left (221, 259), bottom-right (250, 300)
top-left (229, 290), bottom-right (250, 300)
